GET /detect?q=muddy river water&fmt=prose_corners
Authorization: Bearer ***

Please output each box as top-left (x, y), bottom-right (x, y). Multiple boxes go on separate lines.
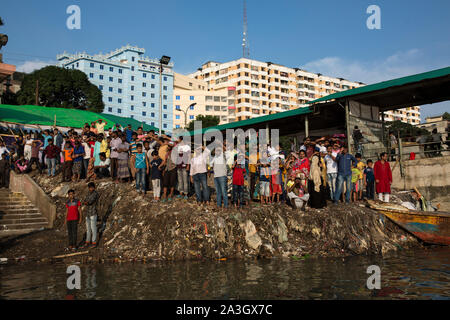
top-left (1, 247), bottom-right (449, 300)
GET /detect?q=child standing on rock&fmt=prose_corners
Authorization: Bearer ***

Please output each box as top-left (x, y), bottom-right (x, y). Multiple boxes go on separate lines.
top-left (65, 189), bottom-right (82, 251)
top-left (82, 182), bottom-right (100, 248)
top-left (150, 151), bottom-right (163, 201)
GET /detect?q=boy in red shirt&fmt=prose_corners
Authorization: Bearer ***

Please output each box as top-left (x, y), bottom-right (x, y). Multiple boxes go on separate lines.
top-left (232, 155), bottom-right (247, 208)
top-left (65, 189), bottom-right (82, 251)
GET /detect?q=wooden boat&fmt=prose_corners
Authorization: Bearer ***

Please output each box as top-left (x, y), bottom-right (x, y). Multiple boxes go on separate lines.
top-left (367, 200), bottom-right (450, 245)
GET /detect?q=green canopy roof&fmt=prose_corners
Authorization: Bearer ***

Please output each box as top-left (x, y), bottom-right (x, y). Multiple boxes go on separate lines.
top-left (186, 106), bottom-right (312, 136)
top-left (307, 66), bottom-right (450, 105)
top-left (0, 104), bottom-right (159, 131)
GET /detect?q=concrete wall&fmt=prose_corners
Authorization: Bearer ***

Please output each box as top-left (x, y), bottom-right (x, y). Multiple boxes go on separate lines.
top-left (390, 155), bottom-right (450, 199)
top-left (9, 172), bottom-right (56, 228)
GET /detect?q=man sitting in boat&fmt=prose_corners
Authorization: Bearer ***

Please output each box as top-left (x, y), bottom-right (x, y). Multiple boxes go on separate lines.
top-left (410, 189), bottom-right (440, 212)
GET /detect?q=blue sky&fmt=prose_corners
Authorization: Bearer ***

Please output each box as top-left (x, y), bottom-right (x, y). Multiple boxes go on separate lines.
top-left (1, 0), bottom-right (449, 120)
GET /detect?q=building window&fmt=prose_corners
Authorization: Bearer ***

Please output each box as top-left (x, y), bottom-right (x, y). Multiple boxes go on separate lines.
top-left (100, 65), bottom-right (104, 70)
top-left (189, 115), bottom-right (194, 120)
top-left (131, 66), bottom-right (134, 71)
top-left (190, 105), bottom-right (194, 110)
top-left (89, 73), bottom-right (94, 78)
top-left (190, 96), bottom-right (194, 100)
top-left (151, 84), bottom-right (155, 88)
top-left (163, 124), bottom-right (167, 129)
top-left (151, 122), bottom-right (155, 126)
top-left (163, 76), bottom-right (167, 81)
top-left (163, 86), bottom-right (167, 90)
top-left (109, 77), bottom-right (113, 82)
top-left (151, 103), bottom-right (155, 108)
top-left (176, 105), bottom-right (180, 110)
top-left (99, 75), bottom-right (104, 80)
top-left (76, 62), bottom-right (79, 67)
top-left (108, 107), bottom-right (112, 112)
top-left (175, 125), bottom-right (180, 129)
top-left (131, 95), bottom-right (134, 101)
top-left (108, 97), bottom-right (112, 102)
top-left (163, 105), bottom-right (167, 110)
top-left (131, 115), bottom-right (134, 119)
top-left (109, 87), bottom-right (113, 92)
top-left (131, 85), bottom-right (134, 91)
top-left (118, 98), bottom-right (122, 103)
top-left (175, 115), bottom-right (180, 119)
top-left (118, 88), bottom-right (122, 93)
top-left (118, 79), bottom-right (122, 84)
top-left (131, 105), bottom-right (134, 111)
top-left (109, 67), bottom-right (114, 72)
top-left (163, 95), bottom-right (167, 100)
top-left (132, 57), bottom-right (135, 62)
top-left (151, 93), bottom-right (155, 98)
top-left (163, 114), bottom-right (167, 119)
top-left (142, 92), bottom-right (146, 97)
top-left (142, 111), bottom-right (146, 116)
top-left (151, 75), bottom-right (155, 79)
top-left (119, 69), bottom-right (122, 74)
top-left (117, 108), bottom-right (122, 114)
top-left (176, 96), bottom-right (180, 100)
top-left (143, 73), bottom-right (146, 78)
top-left (99, 85), bottom-right (103, 90)
top-left (143, 102), bottom-right (146, 107)
top-left (131, 76), bottom-right (135, 81)
top-left (90, 63), bottom-right (94, 68)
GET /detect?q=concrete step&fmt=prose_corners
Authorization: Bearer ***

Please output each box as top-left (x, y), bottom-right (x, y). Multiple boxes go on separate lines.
top-left (0, 222), bottom-right (48, 231)
top-left (0, 208), bottom-right (40, 214)
top-left (0, 189), bottom-right (50, 232)
top-left (0, 204), bottom-right (37, 210)
top-left (0, 213), bottom-right (44, 219)
top-left (0, 217), bottom-right (48, 225)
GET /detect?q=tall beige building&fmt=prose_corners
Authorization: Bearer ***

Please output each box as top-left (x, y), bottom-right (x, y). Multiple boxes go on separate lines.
top-left (188, 58), bottom-right (364, 122)
top-left (178, 57), bottom-right (420, 128)
top-left (173, 73), bottom-right (236, 129)
top-left (383, 107), bottom-right (421, 125)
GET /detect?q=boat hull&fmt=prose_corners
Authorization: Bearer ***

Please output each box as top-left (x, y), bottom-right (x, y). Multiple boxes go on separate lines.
top-left (376, 209), bottom-right (450, 245)
top-left (366, 200), bottom-right (450, 245)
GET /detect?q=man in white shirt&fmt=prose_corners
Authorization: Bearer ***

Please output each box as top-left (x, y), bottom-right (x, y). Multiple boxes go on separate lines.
top-left (109, 131), bottom-right (121, 180)
top-left (81, 136), bottom-right (92, 180)
top-left (0, 140), bottom-right (10, 158)
top-left (324, 145), bottom-right (338, 201)
top-left (210, 146), bottom-right (228, 209)
top-left (94, 152), bottom-right (110, 179)
top-left (190, 145), bottom-right (210, 204)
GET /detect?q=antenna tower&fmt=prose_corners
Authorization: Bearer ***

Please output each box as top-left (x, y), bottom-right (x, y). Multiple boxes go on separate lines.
top-left (242, 0), bottom-right (249, 58)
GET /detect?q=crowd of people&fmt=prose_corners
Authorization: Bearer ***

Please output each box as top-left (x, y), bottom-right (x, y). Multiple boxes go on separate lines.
top-left (0, 121), bottom-right (395, 212)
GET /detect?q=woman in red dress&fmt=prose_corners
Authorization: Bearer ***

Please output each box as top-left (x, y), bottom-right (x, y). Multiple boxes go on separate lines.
top-left (374, 152), bottom-right (392, 202)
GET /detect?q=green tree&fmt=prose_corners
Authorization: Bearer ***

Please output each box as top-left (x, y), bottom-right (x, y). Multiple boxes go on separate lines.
top-left (186, 115), bottom-right (220, 131)
top-left (442, 112), bottom-right (450, 121)
top-left (386, 120), bottom-right (429, 138)
top-left (16, 66), bottom-right (104, 112)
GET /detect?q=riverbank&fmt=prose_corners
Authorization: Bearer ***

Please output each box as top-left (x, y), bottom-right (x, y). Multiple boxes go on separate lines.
top-left (0, 174), bottom-right (422, 264)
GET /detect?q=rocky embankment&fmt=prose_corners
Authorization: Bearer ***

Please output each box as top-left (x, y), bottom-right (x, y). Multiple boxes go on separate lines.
top-left (0, 174), bottom-right (421, 263)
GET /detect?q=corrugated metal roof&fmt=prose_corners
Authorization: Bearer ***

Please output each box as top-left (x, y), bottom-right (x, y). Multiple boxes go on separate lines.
top-left (307, 66), bottom-right (450, 104)
top-left (186, 106), bottom-right (312, 136)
